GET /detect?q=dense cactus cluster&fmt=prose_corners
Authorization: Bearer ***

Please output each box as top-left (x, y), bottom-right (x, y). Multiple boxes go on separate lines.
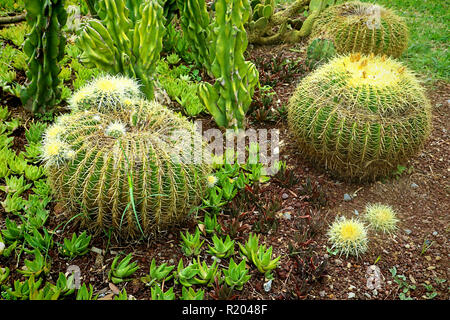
top-left (287, 53), bottom-right (432, 181)
top-left (42, 95), bottom-right (211, 238)
top-left (310, 1), bottom-right (409, 57)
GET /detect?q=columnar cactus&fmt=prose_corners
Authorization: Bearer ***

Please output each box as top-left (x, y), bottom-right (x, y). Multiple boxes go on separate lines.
top-left (42, 99), bottom-right (212, 238)
top-left (287, 54), bottom-right (432, 181)
top-left (198, 0), bottom-right (259, 130)
top-left (77, 0), bottom-right (165, 99)
top-left (310, 1), bottom-right (409, 57)
top-left (21, 0), bottom-right (67, 114)
top-left (178, 0), bottom-right (211, 71)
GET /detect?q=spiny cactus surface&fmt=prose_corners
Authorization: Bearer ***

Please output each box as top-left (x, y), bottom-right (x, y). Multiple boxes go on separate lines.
top-left (69, 74), bottom-right (170, 113)
top-left (310, 1), bottom-right (409, 57)
top-left (287, 53), bottom-right (432, 181)
top-left (42, 99), bottom-right (211, 238)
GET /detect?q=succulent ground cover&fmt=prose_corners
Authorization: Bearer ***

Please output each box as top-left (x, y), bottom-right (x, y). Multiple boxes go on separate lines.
top-left (0, 0), bottom-right (448, 301)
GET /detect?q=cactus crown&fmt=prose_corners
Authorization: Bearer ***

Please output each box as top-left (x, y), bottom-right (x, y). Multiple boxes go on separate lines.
top-left (43, 99), bottom-right (211, 238)
top-left (311, 1), bottom-right (409, 57)
top-left (287, 54), bottom-right (432, 180)
top-left (69, 75), bottom-right (142, 113)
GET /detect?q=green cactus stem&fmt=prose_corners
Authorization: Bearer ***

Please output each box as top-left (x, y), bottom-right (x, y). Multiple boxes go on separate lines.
top-left (20, 0), bottom-right (67, 114)
top-left (77, 0), bottom-right (165, 100)
top-left (197, 0), bottom-right (259, 130)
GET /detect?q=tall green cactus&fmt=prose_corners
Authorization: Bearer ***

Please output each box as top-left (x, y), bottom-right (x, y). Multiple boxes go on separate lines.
top-left (77, 0), bottom-right (165, 99)
top-left (198, 0), bottom-right (259, 130)
top-left (20, 0), bottom-right (67, 114)
top-left (42, 98), bottom-right (212, 238)
top-left (177, 0), bottom-right (211, 71)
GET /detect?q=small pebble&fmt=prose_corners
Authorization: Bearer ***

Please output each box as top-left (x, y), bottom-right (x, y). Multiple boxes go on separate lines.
top-left (282, 193), bottom-right (289, 200)
top-left (354, 209), bottom-right (359, 216)
top-left (404, 229), bottom-right (412, 235)
top-left (283, 212), bottom-right (292, 220)
top-left (348, 292), bottom-right (356, 299)
top-left (410, 182), bottom-right (419, 189)
top-left (334, 259), bottom-right (343, 266)
top-left (432, 231), bottom-right (438, 236)
top-left (344, 193), bottom-right (352, 201)
top-left (319, 291), bottom-right (326, 297)
top-left (263, 280), bottom-right (272, 292)
top-left (372, 289), bottom-right (378, 296)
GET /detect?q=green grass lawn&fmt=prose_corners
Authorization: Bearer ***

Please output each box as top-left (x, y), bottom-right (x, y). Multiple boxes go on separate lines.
top-left (360, 0), bottom-right (449, 84)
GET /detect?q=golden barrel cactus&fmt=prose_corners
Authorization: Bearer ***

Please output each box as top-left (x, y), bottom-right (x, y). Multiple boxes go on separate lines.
top-left (287, 53), bottom-right (432, 181)
top-left (42, 99), bottom-right (211, 238)
top-left (310, 1), bottom-right (409, 57)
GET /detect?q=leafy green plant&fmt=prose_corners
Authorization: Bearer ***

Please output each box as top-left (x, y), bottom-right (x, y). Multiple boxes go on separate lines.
top-left (173, 259), bottom-right (199, 287)
top-left (5, 276), bottom-right (43, 300)
top-left (25, 122), bottom-right (47, 144)
top-left (1, 193), bottom-right (24, 213)
top-left (24, 228), bottom-right (53, 254)
top-left (207, 234), bottom-right (235, 258)
top-left (29, 282), bottom-right (60, 300)
top-left (20, 0), bottom-right (67, 114)
top-left (1, 218), bottom-right (24, 242)
top-left (222, 258), bottom-right (251, 290)
top-left (389, 266), bottom-right (416, 300)
top-left (55, 272), bottom-right (76, 296)
top-left (193, 257), bottom-right (219, 286)
top-left (17, 249), bottom-right (51, 278)
top-left (151, 286), bottom-right (175, 300)
top-left (78, 0), bottom-right (165, 99)
top-left (108, 253), bottom-right (139, 284)
top-left (1, 175), bottom-right (32, 195)
top-left (0, 267), bottom-right (10, 285)
top-left (180, 286), bottom-right (205, 300)
top-left (141, 258), bottom-right (174, 287)
top-left (76, 283), bottom-right (98, 300)
top-left (239, 233), bottom-right (280, 278)
top-left (59, 231), bottom-right (92, 259)
top-left (180, 228), bottom-right (204, 257)
top-left (306, 38), bottom-right (336, 69)
top-left (202, 213), bottom-right (222, 234)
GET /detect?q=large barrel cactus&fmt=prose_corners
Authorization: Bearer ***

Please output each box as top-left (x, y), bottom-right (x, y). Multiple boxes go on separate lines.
top-left (310, 1), bottom-right (409, 58)
top-left (287, 53), bottom-right (432, 181)
top-left (42, 99), bottom-right (211, 238)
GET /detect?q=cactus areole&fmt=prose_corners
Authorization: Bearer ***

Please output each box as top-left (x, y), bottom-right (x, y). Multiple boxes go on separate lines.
top-left (42, 99), bottom-right (212, 239)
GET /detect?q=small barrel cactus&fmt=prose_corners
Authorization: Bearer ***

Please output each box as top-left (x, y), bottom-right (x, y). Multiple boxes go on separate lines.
top-left (69, 74), bottom-right (170, 113)
top-left (310, 1), bottom-right (409, 58)
top-left (42, 99), bottom-right (211, 238)
top-left (306, 38), bottom-right (336, 70)
top-left (287, 53), bottom-right (432, 181)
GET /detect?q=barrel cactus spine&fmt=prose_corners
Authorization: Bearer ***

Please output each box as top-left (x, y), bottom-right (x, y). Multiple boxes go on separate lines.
top-left (310, 1), bottom-right (409, 58)
top-left (42, 99), bottom-right (212, 238)
top-left (287, 53), bottom-right (432, 181)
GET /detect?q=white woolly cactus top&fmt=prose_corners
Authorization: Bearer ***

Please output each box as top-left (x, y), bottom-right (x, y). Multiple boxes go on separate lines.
top-left (327, 217), bottom-right (369, 258)
top-left (69, 74), bottom-right (142, 113)
top-left (364, 203), bottom-right (399, 234)
top-left (105, 121), bottom-right (127, 138)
